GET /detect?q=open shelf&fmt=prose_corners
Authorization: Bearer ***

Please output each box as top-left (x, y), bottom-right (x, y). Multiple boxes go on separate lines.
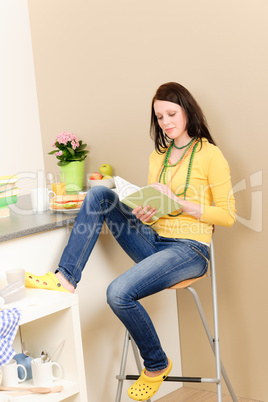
top-left (0, 380), bottom-right (79, 401)
top-left (2, 289), bottom-right (87, 401)
top-left (5, 288), bottom-right (78, 324)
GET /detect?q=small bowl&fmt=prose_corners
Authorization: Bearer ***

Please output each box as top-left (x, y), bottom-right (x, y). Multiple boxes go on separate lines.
top-left (87, 174), bottom-right (115, 189)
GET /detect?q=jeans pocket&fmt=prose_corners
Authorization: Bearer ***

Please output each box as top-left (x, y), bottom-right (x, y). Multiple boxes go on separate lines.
top-left (190, 245), bottom-right (210, 264)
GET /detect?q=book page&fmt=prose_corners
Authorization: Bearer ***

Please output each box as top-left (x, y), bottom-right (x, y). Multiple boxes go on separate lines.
top-left (114, 176), bottom-right (183, 221)
top-left (114, 176), bottom-right (141, 200)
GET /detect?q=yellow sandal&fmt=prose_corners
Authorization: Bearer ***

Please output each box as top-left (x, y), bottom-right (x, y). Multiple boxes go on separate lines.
top-left (25, 272), bottom-right (70, 293)
top-left (127, 358), bottom-right (172, 401)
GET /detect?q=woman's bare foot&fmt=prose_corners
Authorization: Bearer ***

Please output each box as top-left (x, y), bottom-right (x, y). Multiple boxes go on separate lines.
top-left (145, 359), bottom-right (171, 378)
top-left (55, 272), bottom-right (75, 293)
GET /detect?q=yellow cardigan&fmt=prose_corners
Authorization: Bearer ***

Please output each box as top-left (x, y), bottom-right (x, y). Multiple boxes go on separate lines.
top-left (147, 139), bottom-right (236, 244)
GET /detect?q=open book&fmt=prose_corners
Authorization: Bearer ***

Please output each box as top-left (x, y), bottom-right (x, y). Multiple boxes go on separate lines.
top-left (114, 176), bottom-right (183, 222)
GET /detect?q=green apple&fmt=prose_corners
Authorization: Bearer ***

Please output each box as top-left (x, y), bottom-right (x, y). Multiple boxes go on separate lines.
top-left (102, 175), bottom-right (113, 180)
top-left (99, 164), bottom-right (113, 176)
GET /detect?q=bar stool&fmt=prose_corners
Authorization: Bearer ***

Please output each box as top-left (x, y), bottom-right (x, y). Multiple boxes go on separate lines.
top-left (115, 240), bottom-right (238, 402)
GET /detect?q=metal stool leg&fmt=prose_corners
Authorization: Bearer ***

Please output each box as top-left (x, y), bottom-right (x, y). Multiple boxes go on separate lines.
top-left (115, 330), bottom-right (152, 402)
top-left (210, 240), bottom-right (222, 402)
top-left (211, 239), bottom-right (236, 401)
top-left (187, 287), bottom-right (237, 402)
top-left (115, 330), bottom-right (130, 402)
top-left (184, 240), bottom-right (237, 402)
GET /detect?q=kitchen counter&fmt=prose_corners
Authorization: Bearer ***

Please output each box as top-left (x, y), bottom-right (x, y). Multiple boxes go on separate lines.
top-left (0, 194), bottom-right (77, 243)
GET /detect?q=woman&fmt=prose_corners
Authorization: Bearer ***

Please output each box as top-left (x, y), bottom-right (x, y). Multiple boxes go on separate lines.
top-left (26, 82), bottom-right (236, 401)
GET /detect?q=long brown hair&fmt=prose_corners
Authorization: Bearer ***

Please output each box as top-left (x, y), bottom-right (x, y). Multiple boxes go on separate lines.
top-left (150, 82), bottom-right (216, 153)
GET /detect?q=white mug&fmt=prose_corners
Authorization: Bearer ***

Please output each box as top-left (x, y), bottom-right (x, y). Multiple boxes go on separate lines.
top-left (1, 359), bottom-right (27, 386)
top-left (6, 269), bottom-right (25, 285)
top-left (31, 187), bottom-right (55, 212)
top-left (31, 358), bottom-right (62, 387)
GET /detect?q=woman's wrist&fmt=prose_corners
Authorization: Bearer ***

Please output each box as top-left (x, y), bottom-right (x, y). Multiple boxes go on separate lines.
top-left (177, 198), bottom-right (202, 219)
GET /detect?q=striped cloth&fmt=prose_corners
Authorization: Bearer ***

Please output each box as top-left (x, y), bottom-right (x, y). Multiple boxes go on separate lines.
top-left (0, 307), bottom-right (21, 366)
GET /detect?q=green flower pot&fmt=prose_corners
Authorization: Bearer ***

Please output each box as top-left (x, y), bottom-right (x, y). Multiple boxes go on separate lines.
top-left (60, 160), bottom-right (85, 193)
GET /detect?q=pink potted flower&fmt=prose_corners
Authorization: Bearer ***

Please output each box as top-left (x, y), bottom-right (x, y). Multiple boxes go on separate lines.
top-left (49, 132), bottom-right (88, 166)
top-left (49, 132), bottom-right (89, 192)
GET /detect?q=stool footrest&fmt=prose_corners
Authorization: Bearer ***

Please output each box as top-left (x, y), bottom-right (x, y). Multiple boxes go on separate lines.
top-left (117, 374), bottom-right (203, 383)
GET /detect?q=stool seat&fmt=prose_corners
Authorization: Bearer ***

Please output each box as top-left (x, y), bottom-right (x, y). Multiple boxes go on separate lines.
top-left (169, 272), bottom-right (208, 289)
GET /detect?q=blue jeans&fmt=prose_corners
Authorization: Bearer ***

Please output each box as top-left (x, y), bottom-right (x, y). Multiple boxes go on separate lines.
top-left (58, 186), bottom-right (210, 371)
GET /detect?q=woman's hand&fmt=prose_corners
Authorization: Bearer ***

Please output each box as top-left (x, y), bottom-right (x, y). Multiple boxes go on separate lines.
top-left (151, 182), bottom-right (202, 219)
top-left (132, 205), bottom-right (157, 223)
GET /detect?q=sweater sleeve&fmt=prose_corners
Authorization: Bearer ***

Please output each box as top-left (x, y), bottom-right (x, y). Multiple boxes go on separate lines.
top-left (200, 147), bottom-right (236, 227)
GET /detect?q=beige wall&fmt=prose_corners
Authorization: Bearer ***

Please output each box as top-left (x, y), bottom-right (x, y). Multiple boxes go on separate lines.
top-left (28, 0), bottom-right (268, 400)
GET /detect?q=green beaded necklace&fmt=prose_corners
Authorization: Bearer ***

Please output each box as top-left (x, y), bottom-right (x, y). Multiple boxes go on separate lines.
top-left (158, 138), bottom-right (200, 217)
top-left (172, 138), bottom-right (194, 150)
top-left (158, 138), bottom-right (194, 184)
